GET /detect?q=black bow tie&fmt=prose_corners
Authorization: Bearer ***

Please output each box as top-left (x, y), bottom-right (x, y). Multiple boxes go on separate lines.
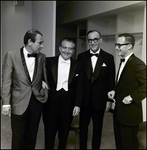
top-left (27, 53), bottom-right (37, 58)
top-left (120, 58), bottom-right (125, 63)
top-left (90, 53), bottom-right (99, 57)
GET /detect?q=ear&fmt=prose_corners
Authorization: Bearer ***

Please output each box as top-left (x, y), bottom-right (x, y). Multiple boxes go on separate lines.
top-left (99, 38), bottom-right (103, 43)
top-left (127, 43), bottom-right (133, 50)
top-left (59, 46), bottom-right (62, 53)
top-left (28, 39), bottom-right (32, 46)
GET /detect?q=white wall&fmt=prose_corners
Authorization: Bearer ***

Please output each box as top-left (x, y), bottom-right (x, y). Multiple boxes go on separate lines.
top-left (1, 1), bottom-right (32, 59)
top-left (1, 1), bottom-right (56, 95)
top-left (1, 1), bottom-right (32, 94)
top-left (32, 1), bottom-right (56, 57)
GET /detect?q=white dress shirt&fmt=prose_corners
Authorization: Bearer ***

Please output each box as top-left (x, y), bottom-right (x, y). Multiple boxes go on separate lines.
top-left (56, 55), bottom-right (71, 91)
top-left (117, 52), bottom-right (133, 82)
top-left (23, 47), bottom-right (35, 81)
top-left (90, 49), bottom-right (100, 72)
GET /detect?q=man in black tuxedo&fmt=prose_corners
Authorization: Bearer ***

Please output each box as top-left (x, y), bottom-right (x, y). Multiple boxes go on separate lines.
top-left (108, 33), bottom-right (146, 149)
top-left (77, 30), bottom-right (115, 149)
top-left (43, 37), bottom-right (83, 149)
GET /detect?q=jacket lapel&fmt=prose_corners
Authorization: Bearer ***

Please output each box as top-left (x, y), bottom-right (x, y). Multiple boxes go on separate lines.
top-left (116, 54), bottom-right (134, 86)
top-left (86, 50), bottom-right (93, 80)
top-left (20, 47), bottom-right (32, 83)
top-left (32, 55), bottom-right (38, 83)
top-left (51, 56), bottom-right (58, 84)
top-left (93, 49), bottom-right (103, 81)
top-left (68, 58), bottom-right (77, 85)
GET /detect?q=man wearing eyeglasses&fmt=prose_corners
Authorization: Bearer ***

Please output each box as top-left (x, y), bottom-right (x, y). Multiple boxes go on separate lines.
top-left (108, 33), bottom-right (146, 149)
top-left (43, 37), bottom-right (83, 149)
top-left (77, 30), bottom-right (115, 149)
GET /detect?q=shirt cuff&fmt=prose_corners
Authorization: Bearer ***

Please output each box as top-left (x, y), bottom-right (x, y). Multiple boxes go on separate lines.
top-left (2, 105), bottom-right (11, 107)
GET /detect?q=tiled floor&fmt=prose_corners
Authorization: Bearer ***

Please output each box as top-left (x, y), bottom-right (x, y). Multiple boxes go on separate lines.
top-left (1, 111), bottom-right (116, 149)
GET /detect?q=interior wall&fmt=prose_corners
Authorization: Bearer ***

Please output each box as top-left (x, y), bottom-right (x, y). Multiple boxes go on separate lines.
top-left (57, 1), bottom-right (145, 25)
top-left (32, 1), bottom-right (56, 57)
top-left (1, 1), bottom-right (32, 60)
top-left (1, 1), bottom-right (32, 95)
top-left (141, 5), bottom-right (146, 121)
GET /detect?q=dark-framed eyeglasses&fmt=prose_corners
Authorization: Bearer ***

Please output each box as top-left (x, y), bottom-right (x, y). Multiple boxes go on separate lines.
top-left (87, 37), bottom-right (101, 43)
top-left (115, 43), bottom-right (131, 48)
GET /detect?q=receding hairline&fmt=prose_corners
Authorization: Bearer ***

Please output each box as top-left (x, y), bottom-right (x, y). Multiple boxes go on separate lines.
top-left (87, 30), bottom-right (102, 37)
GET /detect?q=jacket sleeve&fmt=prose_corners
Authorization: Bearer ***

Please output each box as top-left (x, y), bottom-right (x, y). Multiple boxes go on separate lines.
top-left (74, 62), bottom-right (84, 107)
top-left (1, 52), bottom-right (13, 105)
top-left (130, 63), bottom-right (146, 103)
top-left (42, 55), bottom-right (49, 90)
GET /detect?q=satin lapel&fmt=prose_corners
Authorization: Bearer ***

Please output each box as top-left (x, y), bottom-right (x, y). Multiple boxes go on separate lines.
top-left (32, 55), bottom-right (38, 83)
top-left (93, 50), bottom-right (103, 80)
top-left (20, 47), bottom-right (31, 83)
top-left (51, 57), bottom-right (58, 84)
top-left (116, 54), bottom-right (134, 86)
top-left (68, 59), bottom-right (77, 85)
top-left (86, 51), bottom-right (93, 80)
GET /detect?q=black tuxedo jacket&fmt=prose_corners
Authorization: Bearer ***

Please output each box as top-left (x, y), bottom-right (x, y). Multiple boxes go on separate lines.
top-left (115, 54), bottom-right (146, 126)
top-left (77, 49), bottom-right (115, 110)
top-left (46, 56), bottom-right (83, 107)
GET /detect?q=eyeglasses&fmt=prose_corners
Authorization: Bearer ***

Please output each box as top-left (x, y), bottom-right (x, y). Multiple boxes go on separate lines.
top-left (115, 43), bottom-right (131, 48)
top-left (61, 45), bottom-right (75, 51)
top-left (87, 37), bottom-right (101, 43)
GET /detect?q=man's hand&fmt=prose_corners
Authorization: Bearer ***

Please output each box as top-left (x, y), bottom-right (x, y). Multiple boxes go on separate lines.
top-left (42, 81), bottom-right (49, 90)
top-left (122, 95), bottom-right (133, 105)
top-left (106, 102), bottom-right (112, 111)
top-left (73, 106), bottom-right (80, 116)
top-left (107, 90), bottom-right (116, 102)
top-left (1, 105), bottom-right (11, 117)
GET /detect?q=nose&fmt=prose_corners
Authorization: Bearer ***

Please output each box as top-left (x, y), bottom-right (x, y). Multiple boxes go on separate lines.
top-left (40, 43), bottom-right (43, 48)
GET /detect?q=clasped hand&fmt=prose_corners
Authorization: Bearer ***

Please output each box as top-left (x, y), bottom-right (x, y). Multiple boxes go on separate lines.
top-left (73, 106), bottom-right (80, 117)
top-left (1, 106), bottom-right (11, 117)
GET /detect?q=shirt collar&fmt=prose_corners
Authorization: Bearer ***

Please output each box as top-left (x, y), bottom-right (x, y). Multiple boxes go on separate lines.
top-left (90, 48), bottom-right (100, 54)
top-left (59, 55), bottom-right (71, 64)
top-left (23, 47), bottom-right (30, 57)
top-left (123, 52), bottom-right (134, 63)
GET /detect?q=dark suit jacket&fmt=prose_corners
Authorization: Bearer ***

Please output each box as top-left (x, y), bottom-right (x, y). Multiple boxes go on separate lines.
top-left (1, 47), bottom-right (48, 115)
top-left (115, 54), bottom-right (146, 126)
top-left (46, 56), bottom-right (83, 107)
top-left (77, 49), bottom-right (115, 110)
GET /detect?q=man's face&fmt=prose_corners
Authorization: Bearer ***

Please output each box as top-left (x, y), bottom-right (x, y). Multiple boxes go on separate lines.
top-left (59, 40), bottom-right (75, 60)
top-left (115, 37), bottom-right (131, 58)
top-left (30, 34), bottom-right (44, 54)
top-left (87, 31), bottom-right (102, 53)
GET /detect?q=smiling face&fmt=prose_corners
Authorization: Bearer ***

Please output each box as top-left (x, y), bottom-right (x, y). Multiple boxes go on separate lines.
top-left (115, 36), bottom-right (132, 58)
top-left (59, 40), bottom-right (75, 60)
top-left (87, 31), bottom-right (102, 53)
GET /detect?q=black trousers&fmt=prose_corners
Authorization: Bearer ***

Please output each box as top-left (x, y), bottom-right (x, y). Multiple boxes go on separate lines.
top-left (80, 102), bottom-right (105, 149)
top-left (43, 89), bottom-right (73, 149)
top-left (113, 115), bottom-right (139, 149)
top-left (11, 94), bottom-right (43, 149)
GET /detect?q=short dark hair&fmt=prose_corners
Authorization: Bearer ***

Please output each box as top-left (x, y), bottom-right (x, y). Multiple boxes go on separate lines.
top-left (23, 29), bottom-right (43, 46)
top-left (59, 37), bottom-right (76, 48)
top-left (118, 33), bottom-right (135, 48)
top-left (87, 30), bottom-right (102, 37)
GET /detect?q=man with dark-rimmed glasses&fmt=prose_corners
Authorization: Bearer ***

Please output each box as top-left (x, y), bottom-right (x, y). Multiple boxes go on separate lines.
top-left (108, 33), bottom-right (146, 149)
top-left (77, 30), bottom-right (115, 149)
